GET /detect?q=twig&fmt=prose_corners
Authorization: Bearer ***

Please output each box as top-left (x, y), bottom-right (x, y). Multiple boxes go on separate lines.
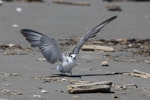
top-left (124, 69), bottom-right (150, 78)
top-left (53, 0), bottom-right (91, 6)
top-left (82, 45), bottom-right (115, 52)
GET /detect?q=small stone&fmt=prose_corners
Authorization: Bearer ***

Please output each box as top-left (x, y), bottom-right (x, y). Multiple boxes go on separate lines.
top-left (116, 38), bottom-right (127, 43)
top-left (10, 73), bottom-right (21, 76)
top-left (73, 95), bottom-right (80, 99)
top-left (112, 94), bottom-right (119, 98)
top-left (0, 0), bottom-right (3, 6)
top-left (33, 95), bottom-right (41, 98)
top-left (60, 90), bottom-right (64, 93)
top-left (8, 43), bottom-right (15, 47)
top-left (16, 7), bottom-right (22, 12)
top-left (13, 92), bottom-right (23, 95)
top-left (145, 60), bottom-right (150, 64)
top-left (41, 90), bottom-right (48, 93)
top-left (12, 24), bottom-right (19, 28)
top-left (106, 4), bottom-right (122, 12)
top-left (61, 78), bottom-right (68, 81)
top-left (38, 87), bottom-right (43, 89)
top-left (101, 61), bottom-right (109, 66)
top-left (128, 44), bottom-right (132, 47)
top-left (36, 57), bottom-right (46, 61)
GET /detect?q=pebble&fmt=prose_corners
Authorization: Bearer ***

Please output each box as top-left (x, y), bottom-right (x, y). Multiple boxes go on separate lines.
top-left (33, 95), bottom-right (41, 98)
top-left (145, 60), bottom-right (150, 64)
top-left (0, 0), bottom-right (3, 6)
top-left (41, 90), bottom-right (48, 94)
top-left (8, 43), bottom-right (15, 47)
top-left (12, 24), bottom-right (19, 28)
top-left (36, 57), bottom-right (46, 61)
top-left (112, 94), bottom-right (119, 98)
top-left (60, 90), bottom-right (64, 93)
top-left (10, 73), bottom-right (21, 76)
top-left (73, 95), bottom-right (80, 99)
top-left (106, 4), bottom-right (122, 12)
top-left (101, 61), bottom-right (109, 66)
top-left (61, 78), bottom-right (68, 81)
top-left (16, 7), bottom-right (22, 12)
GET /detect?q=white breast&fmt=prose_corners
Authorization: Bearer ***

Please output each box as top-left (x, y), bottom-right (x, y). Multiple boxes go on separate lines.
top-left (61, 56), bottom-right (76, 73)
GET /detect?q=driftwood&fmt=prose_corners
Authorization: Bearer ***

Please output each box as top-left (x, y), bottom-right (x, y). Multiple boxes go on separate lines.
top-left (67, 81), bottom-right (112, 94)
top-left (82, 45), bottom-right (115, 52)
top-left (112, 84), bottom-right (138, 90)
top-left (52, 0), bottom-right (91, 6)
top-left (3, 0), bottom-right (44, 2)
top-left (124, 69), bottom-right (150, 78)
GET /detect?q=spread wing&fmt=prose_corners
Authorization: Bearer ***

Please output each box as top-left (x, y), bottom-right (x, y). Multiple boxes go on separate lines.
top-left (69, 16), bottom-right (117, 55)
top-left (21, 29), bottom-right (63, 64)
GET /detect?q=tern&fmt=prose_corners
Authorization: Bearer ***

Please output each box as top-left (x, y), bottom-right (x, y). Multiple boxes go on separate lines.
top-left (21, 16), bottom-right (117, 75)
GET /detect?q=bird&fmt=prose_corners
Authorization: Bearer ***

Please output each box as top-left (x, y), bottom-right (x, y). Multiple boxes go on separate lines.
top-left (21, 16), bottom-right (117, 75)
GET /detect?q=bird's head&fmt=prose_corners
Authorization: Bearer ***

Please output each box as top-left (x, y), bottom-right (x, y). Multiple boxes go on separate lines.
top-left (69, 54), bottom-right (76, 60)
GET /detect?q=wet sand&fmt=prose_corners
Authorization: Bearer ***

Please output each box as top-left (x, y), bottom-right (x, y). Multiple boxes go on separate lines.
top-left (0, 0), bottom-right (150, 100)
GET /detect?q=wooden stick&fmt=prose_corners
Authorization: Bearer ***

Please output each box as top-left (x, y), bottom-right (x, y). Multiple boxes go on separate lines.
top-left (53, 0), bottom-right (91, 6)
top-left (67, 81), bottom-right (112, 94)
top-left (82, 45), bottom-right (115, 52)
top-left (133, 69), bottom-right (150, 75)
top-left (123, 69), bottom-right (150, 78)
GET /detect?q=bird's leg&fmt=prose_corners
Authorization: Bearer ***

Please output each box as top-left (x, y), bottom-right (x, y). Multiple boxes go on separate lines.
top-left (69, 71), bottom-right (72, 76)
top-left (59, 71), bottom-right (67, 76)
top-left (60, 71), bottom-right (64, 76)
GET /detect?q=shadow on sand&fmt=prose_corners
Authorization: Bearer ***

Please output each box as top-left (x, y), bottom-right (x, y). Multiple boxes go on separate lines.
top-left (49, 72), bottom-right (122, 78)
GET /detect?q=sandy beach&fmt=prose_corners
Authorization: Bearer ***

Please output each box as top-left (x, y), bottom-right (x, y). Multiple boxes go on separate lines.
top-left (0, 0), bottom-right (150, 100)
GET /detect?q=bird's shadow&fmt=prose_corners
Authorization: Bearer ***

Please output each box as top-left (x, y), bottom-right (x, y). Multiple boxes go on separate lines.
top-left (49, 72), bottom-right (122, 78)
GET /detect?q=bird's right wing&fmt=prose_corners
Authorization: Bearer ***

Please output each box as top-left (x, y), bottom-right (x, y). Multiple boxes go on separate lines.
top-left (21, 29), bottom-right (63, 64)
top-left (69, 16), bottom-right (117, 55)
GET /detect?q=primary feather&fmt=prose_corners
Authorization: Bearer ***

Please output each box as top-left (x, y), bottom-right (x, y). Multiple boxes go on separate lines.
top-left (70, 16), bottom-right (117, 55)
top-left (21, 29), bottom-right (63, 64)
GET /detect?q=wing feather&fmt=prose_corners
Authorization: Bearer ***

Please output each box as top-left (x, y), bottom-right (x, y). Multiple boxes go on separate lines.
top-left (21, 29), bottom-right (63, 64)
top-left (70, 16), bottom-right (117, 55)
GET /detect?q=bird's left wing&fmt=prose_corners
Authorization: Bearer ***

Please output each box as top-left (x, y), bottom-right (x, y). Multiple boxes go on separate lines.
top-left (21, 29), bottom-right (64, 64)
top-left (69, 16), bottom-right (117, 56)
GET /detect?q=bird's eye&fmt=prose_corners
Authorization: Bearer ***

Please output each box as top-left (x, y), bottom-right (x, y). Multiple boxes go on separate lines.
top-left (69, 55), bottom-right (72, 58)
top-left (69, 54), bottom-right (76, 58)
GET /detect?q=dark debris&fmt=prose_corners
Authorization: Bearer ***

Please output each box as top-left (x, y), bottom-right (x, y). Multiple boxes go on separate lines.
top-left (0, 43), bottom-right (33, 55)
top-left (58, 38), bottom-right (150, 56)
top-left (3, 0), bottom-right (44, 2)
